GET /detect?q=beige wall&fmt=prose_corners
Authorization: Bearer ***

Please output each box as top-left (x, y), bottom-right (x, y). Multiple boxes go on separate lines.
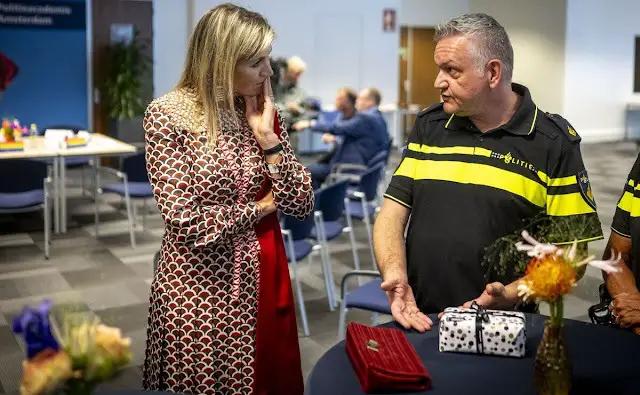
top-left (400, 0), bottom-right (567, 113)
top-left (468, 0), bottom-right (567, 113)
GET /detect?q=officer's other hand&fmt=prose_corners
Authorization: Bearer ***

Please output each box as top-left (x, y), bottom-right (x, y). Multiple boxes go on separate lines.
top-left (464, 282), bottom-right (516, 310)
top-left (438, 282), bottom-right (513, 319)
top-left (381, 277), bottom-right (432, 332)
top-left (611, 292), bottom-right (640, 330)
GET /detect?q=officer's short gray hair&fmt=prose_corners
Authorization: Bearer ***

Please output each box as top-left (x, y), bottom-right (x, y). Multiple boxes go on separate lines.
top-left (434, 13), bottom-right (513, 82)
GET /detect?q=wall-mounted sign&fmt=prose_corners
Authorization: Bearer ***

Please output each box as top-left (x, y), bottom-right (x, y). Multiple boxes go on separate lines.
top-left (0, 1), bottom-right (86, 30)
top-left (383, 9), bottom-right (396, 33)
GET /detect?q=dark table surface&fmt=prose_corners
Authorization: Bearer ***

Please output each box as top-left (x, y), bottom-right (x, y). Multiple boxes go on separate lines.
top-left (305, 313), bottom-right (640, 395)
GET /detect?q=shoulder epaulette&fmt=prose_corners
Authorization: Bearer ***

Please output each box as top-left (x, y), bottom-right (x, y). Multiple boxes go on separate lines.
top-left (544, 112), bottom-right (581, 144)
top-left (416, 102), bottom-right (444, 118)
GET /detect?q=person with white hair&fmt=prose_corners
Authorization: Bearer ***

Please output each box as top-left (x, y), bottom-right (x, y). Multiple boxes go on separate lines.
top-left (273, 55), bottom-right (307, 151)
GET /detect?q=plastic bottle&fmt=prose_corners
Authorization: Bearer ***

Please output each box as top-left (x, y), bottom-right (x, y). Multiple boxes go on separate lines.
top-left (30, 124), bottom-right (38, 139)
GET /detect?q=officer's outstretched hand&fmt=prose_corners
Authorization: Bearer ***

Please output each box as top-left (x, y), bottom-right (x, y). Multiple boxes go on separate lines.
top-left (381, 278), bottom-right (432, 332)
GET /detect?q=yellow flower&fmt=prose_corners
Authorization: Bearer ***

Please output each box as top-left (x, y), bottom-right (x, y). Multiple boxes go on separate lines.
top-left (19, 349), bottom-right (75, 395)
top-left (518, 255), bottom-right (577, 302)
top-left (94, 324), bottom-right (132, 363)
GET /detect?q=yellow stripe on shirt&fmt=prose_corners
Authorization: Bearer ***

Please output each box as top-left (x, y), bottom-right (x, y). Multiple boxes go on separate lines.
top-left (394, 157), bottom-right (546, 207)
top-left (547, 192), bottom-right (596, 216)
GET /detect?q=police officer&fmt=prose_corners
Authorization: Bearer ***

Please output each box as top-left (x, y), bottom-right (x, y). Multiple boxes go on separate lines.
top-left (602, 153), bottom-right (640, 335)
top-left (372, 13), bottom-right (604, 332)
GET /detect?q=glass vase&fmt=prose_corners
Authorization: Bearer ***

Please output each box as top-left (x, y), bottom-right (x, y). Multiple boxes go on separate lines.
top-left (533, 298), bottom-right (572, 395)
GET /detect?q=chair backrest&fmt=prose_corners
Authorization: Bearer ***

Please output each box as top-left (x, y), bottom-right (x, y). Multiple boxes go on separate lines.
top-left (122, 152), bottom-right (149, 183)
top-left (317, 110), bottom-right (340, 125)
top-left (0, 159), bottom-right (48, 193)
top-left (315, 179), bottom-right (349, 222)
top-left (359, 162), bottom-right (385, 202)
top-left (281, 212), bottom-right (315, 241)
top-left (367, 150), bottom-right (388, 167)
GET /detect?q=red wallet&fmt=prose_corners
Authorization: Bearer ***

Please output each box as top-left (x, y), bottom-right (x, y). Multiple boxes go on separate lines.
top-left (346, 322), bottom-right (431, 393)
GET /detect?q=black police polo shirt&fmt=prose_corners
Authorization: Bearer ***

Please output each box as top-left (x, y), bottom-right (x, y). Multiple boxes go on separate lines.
top-left (384, 83), bottom-right (604, 314)
top-left (611, 152), bottom-right (640, 283)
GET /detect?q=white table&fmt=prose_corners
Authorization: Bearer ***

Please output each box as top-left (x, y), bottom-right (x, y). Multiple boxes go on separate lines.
top-left (0, 134), bottom-right (137, 234)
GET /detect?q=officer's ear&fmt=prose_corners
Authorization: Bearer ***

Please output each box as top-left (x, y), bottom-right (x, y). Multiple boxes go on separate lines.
top-left (486, 59), bottom-right (503, 89)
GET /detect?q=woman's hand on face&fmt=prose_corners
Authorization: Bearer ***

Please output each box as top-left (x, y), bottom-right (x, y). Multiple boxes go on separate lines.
top-left (244, 79), bottom-right (280, 150)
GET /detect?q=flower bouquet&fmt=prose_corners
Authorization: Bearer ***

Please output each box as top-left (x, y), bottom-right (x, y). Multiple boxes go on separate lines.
top-left (11, 299), bottom-right (132, 395)
top-left (514, 231), bottom-right (621, 395)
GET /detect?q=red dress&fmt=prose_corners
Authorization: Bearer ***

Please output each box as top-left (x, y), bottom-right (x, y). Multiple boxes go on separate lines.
top-left (142, 88), bottom-right (314, 394)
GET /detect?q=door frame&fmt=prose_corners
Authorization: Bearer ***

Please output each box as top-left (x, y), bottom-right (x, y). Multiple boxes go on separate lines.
top-left (86, 0), bottom-right (94, 131)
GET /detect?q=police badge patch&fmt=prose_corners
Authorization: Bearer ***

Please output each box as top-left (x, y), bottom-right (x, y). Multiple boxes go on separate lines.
top-left (578, 170), bottom-right (596, 210)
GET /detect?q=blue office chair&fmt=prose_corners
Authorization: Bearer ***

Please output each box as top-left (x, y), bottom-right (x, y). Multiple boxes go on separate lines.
top-left (337, 270), bottom-right (391, 340)
top-left (281, 211), bottom-right (332, 336)
top-left (328, 146), bottom-right (390, 186)
top-left (96, 151), bottom-right (152, 248)
top-left (344, 163), bottom-right (385, 268)
top-left (0, 159), bottom-right (53, 258)
top-left (309, 180), bottom-right (362, 304)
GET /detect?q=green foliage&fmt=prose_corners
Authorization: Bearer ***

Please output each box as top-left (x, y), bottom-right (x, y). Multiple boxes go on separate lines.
top-left (481, 212), bottom-right (602, 280)
top-left (103, 29), bottom-right (151, 120)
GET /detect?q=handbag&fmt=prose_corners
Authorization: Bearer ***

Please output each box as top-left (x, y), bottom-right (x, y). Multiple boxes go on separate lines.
top-left (439, 301), bottom-right (527, 357)
top-left (345, 322), bottom-right (431, 393)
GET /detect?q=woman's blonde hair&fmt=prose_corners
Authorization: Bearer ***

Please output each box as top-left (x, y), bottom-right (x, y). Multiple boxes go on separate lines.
top-left (177, 3), bottom-right (274, 144)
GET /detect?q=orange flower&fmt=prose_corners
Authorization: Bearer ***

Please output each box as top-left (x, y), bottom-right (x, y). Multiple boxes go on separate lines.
top-left (19, 349), bottom-right (75, 395)
top-left (94, 324), bottom-right (132, 363)
top-left (518, 255), bottom-right (577, 302)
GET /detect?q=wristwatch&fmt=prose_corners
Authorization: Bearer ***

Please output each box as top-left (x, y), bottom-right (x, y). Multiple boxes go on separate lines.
top-left (267, 162), bottom-right (280, 175)
top-left (266, 155), bottom-right (282, 176)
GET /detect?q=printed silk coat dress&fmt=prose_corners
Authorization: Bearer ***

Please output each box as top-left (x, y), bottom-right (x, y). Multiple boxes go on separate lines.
top-left (142, 88), bottom-right (314, 394)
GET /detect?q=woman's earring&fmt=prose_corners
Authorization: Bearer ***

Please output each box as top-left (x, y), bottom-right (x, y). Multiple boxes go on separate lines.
top-left (215, 86), bottom-right (224, 102)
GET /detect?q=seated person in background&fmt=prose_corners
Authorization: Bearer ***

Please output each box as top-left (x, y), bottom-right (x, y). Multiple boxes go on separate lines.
top-left (294, 87), bottom-right (357, 165)
top-left (603, 152), bottom-right (640, 335)
top-left (297, 87), bottom-right (389, 188)
top-left (273, 56), bottom-right (307, 151)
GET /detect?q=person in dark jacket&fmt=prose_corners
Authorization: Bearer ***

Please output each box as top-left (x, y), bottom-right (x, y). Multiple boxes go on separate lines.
top-left (299, 87), bottom-right (389, 188)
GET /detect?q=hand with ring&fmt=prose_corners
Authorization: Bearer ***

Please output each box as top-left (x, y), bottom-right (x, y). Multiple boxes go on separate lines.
top-left (610, 292), bottom-right (640, 329)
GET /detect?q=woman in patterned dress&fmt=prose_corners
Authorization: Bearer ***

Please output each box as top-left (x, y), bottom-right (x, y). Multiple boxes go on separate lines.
top-left (142, 4), bottom-right (314, 394)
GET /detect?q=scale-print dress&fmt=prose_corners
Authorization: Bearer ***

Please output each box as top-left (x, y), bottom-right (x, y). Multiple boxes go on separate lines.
top-left (142, 88), bottom-right (314, 395)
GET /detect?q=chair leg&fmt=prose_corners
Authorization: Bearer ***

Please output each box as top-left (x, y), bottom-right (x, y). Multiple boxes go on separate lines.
top-left (94, 189), bottom-right (100, 238)
top-left (124, 193), bottom-right (136, 248)
top-left (361, 198), bottom-right (377, 270)
top-left (44, 187), bottom-right (50, 259)
top-left (132, 200), bottom-right (138, 228)
top-left (81, 165), bottom-right (86, 197)
top-left (316, 212), bottom-right (338, 309)
top-left (92, 157), bottom-right (99, 202)
top-left (142, 199), bottom-right (148, 230)
top-left (284, 231), bottom-right (310, 336)
top-left (338, 305), bottom-right (349, 341)
top-left (295, 258), bottom-right (310, 337)
top-left (313, 244), bottom-right (335, 312)
top-left (343, 198), bottom-right (361, 271)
